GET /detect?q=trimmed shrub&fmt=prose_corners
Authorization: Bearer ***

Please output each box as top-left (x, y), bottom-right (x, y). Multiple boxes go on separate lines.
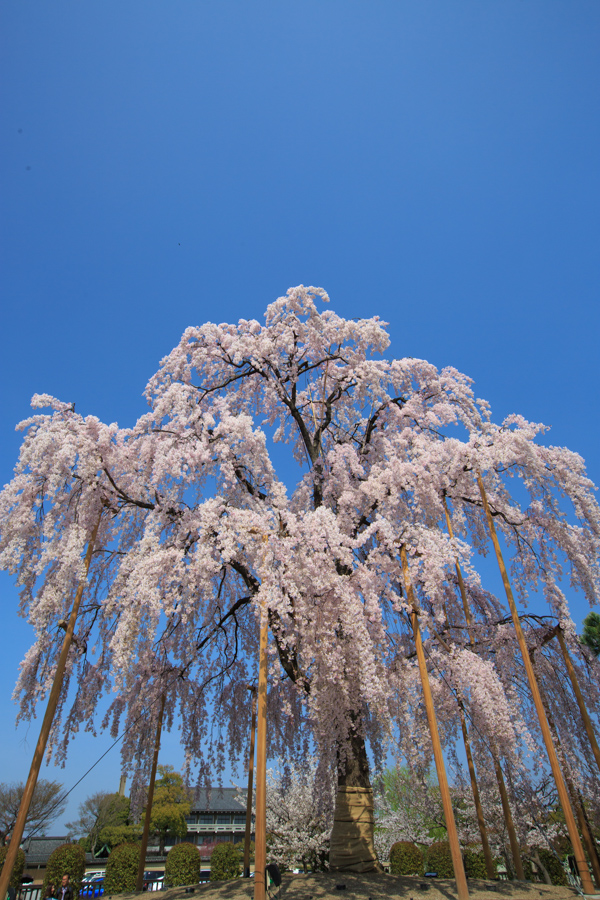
top-left (426, 841), bottom-right (454, 878)
top-left (538, 849), bottom-right (567, 886)
top-left (165, 842), bottom-right (201, 887)
top-left (104, 842), bottom-right (141, 894)
top-left (209, 842), bottom-right (240, 881)
top-left (462, 845), bottom-right (490, 879)
top-left (389, 841), bottom-right (424, 876)
top-left (0, 847), bottom-right (26, 889)
top-left (43, 843), bottom-right (86, 897)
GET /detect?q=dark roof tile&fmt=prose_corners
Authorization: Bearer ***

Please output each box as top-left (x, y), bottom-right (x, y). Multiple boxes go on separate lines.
top-left (22, 837), bottom-right (71, 866)
top-left (191, 787), bottom-right (246, 813)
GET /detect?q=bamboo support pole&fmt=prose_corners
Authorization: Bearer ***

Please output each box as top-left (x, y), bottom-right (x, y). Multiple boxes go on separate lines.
top-left (442, 497), bottom-right (496, 880)
top-left (554, 626), bottom-right (600, 777)
top-left (244, 687), bottom-right (257, 878)
top-left (492, 753), bottom-right (525, 880)
top-left (136, 694), bottom-right (166, 892)
top-left (476, 472), bottom-right (594, 894)
top-left (0, 512), bottom-right (102, 900)
top-left (253, 609), bottom-right (269, 900)
top-left (400, 545), bottom-right (470, 900)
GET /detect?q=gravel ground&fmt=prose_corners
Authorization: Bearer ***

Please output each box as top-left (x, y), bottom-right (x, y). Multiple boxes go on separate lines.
top-left (107, 873), bottom-right (589, 900)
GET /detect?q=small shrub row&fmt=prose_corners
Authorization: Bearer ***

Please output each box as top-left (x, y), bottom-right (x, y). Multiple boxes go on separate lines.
top-left (165, 842), bottom-right (201, 887)
top-left (104, 843), bottom-right (140, 894)
top-left (389, 841), bottom-right (493, 880)
top-left (209, 842), bottom-right (240, 881)
top-left (389, 841), bottom-right (424, 876)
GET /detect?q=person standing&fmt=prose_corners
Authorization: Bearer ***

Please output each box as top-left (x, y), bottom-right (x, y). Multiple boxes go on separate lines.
top-left (58, 874), bottom-right (72, 900)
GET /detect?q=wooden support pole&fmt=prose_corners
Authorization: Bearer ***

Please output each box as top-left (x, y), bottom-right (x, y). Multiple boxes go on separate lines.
top-left (577, 792), bottom-right (600, 889)
top-left (476, 473), bottom-right (595, 895)
top-left (554, 626), bottom-right (600, 777)
top-left (442, 497), bottom-right (475, 638)
top-left (400, 545), bottom-right (470, 900)
top-left (532, 654), bottom-right (600, 890)
top-left (442, 496), bottom-right (496, 880)
top-left (458, 703), bottom-right (497, 880)
top-left (136, 693), bottom-right (166, 892)
top-left (492, 753), bottom-right (525, 880)
top-left (253, 610), bottom-right (269, 900)
top-left (244, 686), bottom-right (257, 878)
top-left (0, 512), bottom-right (102, 900)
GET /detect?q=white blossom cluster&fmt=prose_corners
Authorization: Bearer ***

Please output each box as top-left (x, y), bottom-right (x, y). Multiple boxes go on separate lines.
top-left (263, 759), bottom-right (334, 871)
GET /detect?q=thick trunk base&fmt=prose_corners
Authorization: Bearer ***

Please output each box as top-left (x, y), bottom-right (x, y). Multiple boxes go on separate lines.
top-left (329, 786), bottom-right (382, 873)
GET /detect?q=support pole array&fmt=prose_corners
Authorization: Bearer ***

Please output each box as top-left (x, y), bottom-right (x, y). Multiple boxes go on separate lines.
top-left (400, 545), bottom-right (470, 900)
top-left (136, 693), bottom-right (166, 892)
top-left (0, 512), bottom-right (102, 900)
top-left (554, 627), bottom-right (600, 777)
top-left (476, 472), bottom-right (594, 895)
top-left (442, 497), bottom-right (497, 880)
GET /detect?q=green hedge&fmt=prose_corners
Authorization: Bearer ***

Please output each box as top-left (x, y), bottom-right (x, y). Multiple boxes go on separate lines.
top-left (0, 847), bottom-right (26, 889)
top-left (104, 843), bottom-right (141, 894)
top-left (209, 842), bottom-right (240, 881)
top-left (462, 845), bottom-right (490, 879)
top-left (426, 841), bottom-right (454, 878)
top-left (43, 843), bottom-right (86, 897)
top-left (389, 841), bottom-right (424, 876)
top-left (165, 842), bottom-right (201, 887)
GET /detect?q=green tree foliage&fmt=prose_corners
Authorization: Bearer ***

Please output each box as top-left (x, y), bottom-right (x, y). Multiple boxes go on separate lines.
top-left (67, 792), bottom-right (132, 855)
top-left (42, 843), bottom-right (86, 897)
top-left (580, 611), bottom-right (600, 657)
top-left (148, 766), bottom-right (191, 855)
top-left (389, 841), bottom-right (424, 876)
top-left (0, 846), bottom-right (25, 889)
top-left (426, 841), bottom-right (454, 878)
top-left (99, 824), bottom-right (142, 848)
top-left (104, 843), bottom-right (141, 894)
top-left (236, 840), bottom-right (254, 864)
top-left (0, 780), bottom-right (66, 846)
top-left (165, 842), bottom-right (201, 887)
top-left (462, 845), bottom-right (490, 879)
top-left (209, 843), bottom-right (240, 881)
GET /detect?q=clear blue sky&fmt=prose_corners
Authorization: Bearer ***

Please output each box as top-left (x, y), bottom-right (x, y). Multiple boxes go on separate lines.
top-left (1, 1), bottom-right (599, 830)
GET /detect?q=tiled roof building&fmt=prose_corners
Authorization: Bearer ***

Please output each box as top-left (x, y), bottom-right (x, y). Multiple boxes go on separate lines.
top-left (183, 787), bottom-right (252, 859)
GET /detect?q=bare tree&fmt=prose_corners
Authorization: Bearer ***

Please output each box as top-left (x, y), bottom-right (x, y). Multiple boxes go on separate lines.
top-left (0, 781), bottom-right (66, 845)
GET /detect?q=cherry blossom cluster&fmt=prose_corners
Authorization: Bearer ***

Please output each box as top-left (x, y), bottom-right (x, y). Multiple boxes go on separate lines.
top-left (1, 285), bottom-right (598, 832)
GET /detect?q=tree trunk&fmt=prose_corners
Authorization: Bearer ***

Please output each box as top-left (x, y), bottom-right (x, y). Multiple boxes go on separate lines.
top-left (329, 724), bottom-right (382, 873)
top-left (531, 850), bottom-right (552, 886)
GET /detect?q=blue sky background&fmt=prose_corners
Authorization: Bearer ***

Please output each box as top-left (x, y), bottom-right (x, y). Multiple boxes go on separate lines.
top-left (1, 1), bottom-right (599, 831)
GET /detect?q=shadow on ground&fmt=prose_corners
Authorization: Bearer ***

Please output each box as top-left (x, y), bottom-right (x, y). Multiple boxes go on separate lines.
top-left (110, 873), bottom-right (583, 900)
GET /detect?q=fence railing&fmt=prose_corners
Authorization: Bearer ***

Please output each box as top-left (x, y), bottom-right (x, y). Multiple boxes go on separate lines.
top-left (12, 879), bottom-right (164, 900)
